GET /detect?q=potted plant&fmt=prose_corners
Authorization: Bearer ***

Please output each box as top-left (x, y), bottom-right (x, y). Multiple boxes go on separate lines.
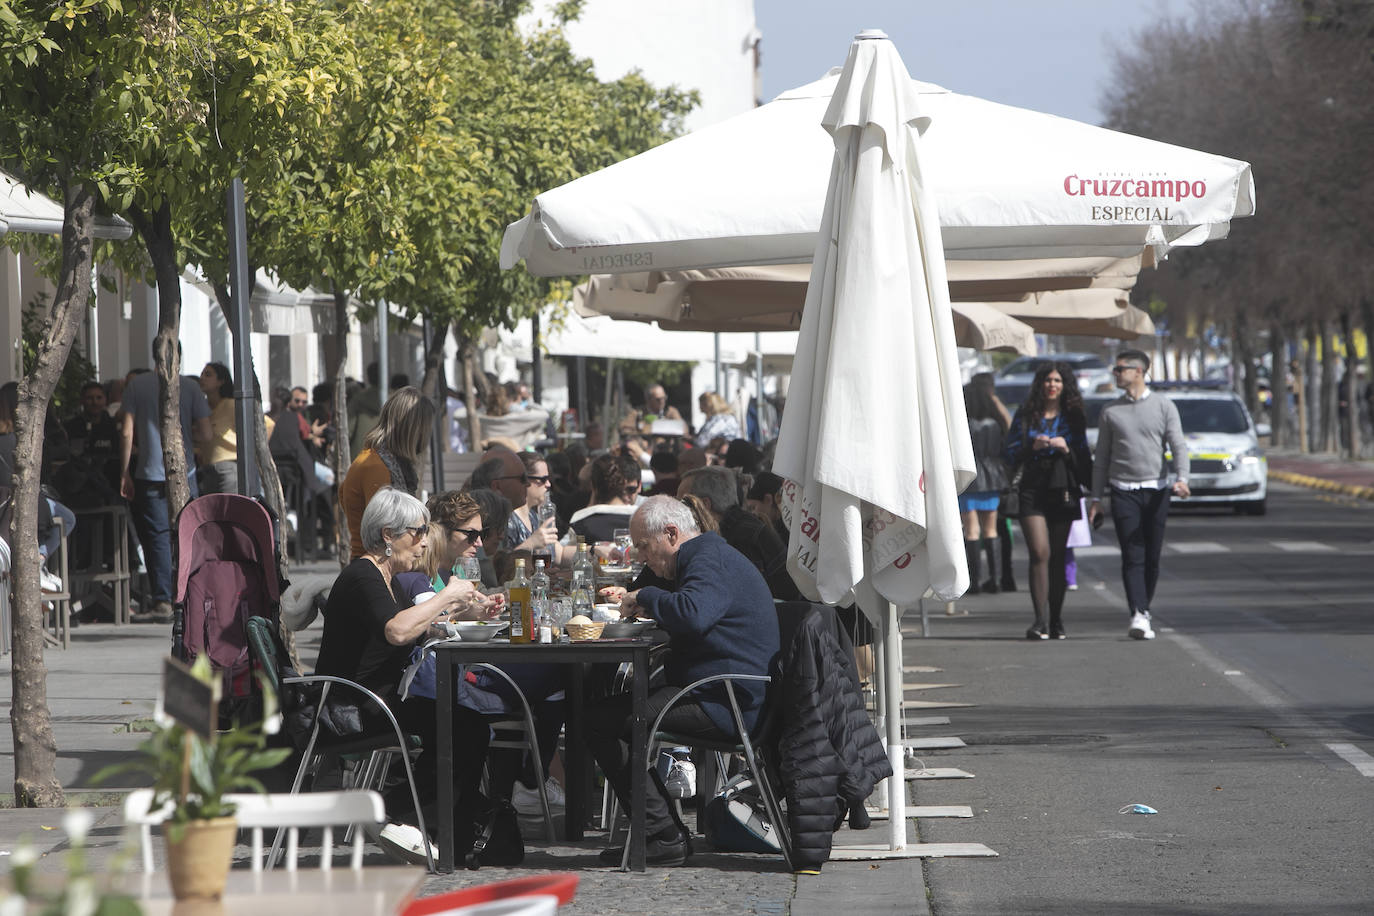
top-left (96, 656), bottom-right (291, 900)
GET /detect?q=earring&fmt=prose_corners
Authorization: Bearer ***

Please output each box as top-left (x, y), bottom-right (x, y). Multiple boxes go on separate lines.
top-left (384, 543), bottom-right (393, 557)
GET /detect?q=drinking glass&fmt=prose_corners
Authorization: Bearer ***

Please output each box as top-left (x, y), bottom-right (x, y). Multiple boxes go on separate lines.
top-left (456, 557), bottom-right (482, 581)
top-left (612, 528), bottom-right (632, 565)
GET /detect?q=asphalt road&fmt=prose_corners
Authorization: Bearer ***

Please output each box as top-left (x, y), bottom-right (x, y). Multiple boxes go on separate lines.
top-left (909, 480), bottom-right (1374, 915)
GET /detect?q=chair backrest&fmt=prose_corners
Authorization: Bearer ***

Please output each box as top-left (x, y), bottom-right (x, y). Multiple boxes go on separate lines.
top-left (123, 788), bottom-right (384, 872)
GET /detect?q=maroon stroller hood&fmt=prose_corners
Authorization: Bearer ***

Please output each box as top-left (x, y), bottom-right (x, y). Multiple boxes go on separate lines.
top-left (174, 493), bottom-right (281, 605)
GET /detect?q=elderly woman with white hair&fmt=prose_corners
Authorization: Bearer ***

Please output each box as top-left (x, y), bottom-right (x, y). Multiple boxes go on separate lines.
top-left (315, 486), bottom-right (499, 863)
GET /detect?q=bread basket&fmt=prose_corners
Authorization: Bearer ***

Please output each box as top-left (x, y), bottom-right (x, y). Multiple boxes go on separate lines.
top-left (565, 620), bottom-right (606, 641)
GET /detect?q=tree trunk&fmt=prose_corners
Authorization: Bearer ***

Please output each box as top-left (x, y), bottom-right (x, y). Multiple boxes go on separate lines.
top-left (459, 334), bottom-right (484, 451)
top-left (1302, 324), bottom-right (1318, 452)
top-left (330, 287), bottom-right (352, 567)
top-left (128, 202), bottom-right (189, 517)
top-left (1341, 311), bottom-right (1359, 459)
top-left (1235, 314), bottom-right (1259, 415)
top-left (1268, 323), bottom-right (1287, 449)
top-left (1319, 320), bottom-right (1338, 453)
top-left (9, 184), bottom-right (98, 807)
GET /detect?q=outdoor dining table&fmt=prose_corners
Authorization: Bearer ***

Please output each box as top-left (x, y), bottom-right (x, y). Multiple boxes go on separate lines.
top-left (433, 635), bottom-right (660, 872)
top-left (8, 867), bottom-right (425, 916)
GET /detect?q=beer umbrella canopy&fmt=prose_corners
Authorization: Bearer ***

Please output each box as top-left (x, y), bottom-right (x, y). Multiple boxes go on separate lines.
top-left (574, 270), bottom-right (1039, 354)
top-left (988, 299), bottom-right (1156, 340)
top-left (500, 68), bottom-right (1254, 274)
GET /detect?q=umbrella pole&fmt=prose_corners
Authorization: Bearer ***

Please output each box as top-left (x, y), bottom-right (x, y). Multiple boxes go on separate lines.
top-left (872, 620), bottom-right (889, 812)
top-left (884, 601), bottom-right (907, 850)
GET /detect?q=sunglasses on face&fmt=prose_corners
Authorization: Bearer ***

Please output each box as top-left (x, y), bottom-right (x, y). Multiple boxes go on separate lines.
top-left (1111, 366), bottom-right (1137, 374)
top-left (403, 525), bottom-right (426, 539)
top-left (527, 475), bottom-right (551, 485)
top-left (443, 523), bottom-right (484, 542)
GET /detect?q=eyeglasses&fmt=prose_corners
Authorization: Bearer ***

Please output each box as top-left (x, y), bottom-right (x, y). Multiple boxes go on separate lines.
top-left (527, 475), bottom-right (551, 485)
top-left (448, 526), bottom-right (483, 542)
top-left (403, 525), bottom-right (427, 539)
top-left (1111, 365), bottom-right (1138, 374)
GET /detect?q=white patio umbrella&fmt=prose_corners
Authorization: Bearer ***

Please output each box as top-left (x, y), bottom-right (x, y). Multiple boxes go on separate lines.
top-left (575, 270), bottom-right (1038, 354)
top-left (769, 31), bottom-right (975, 855)
top-left (500, 69), bottom-right (1254, 274)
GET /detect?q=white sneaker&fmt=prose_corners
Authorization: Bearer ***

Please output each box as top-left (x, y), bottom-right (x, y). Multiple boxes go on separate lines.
top-left (376, 822), bottom-right (436, 866)
top-left (1127, 612), bottom-right (1155, 640)
top-left (40, 568), bottom-right (63, 593)
top-left (511, 778), bottom-right (565, 815)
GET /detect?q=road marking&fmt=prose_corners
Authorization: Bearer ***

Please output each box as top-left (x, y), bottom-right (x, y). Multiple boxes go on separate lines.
top-left (1224, 670), bottom-right (1244, 676)
top-left (1270, 540), bottom-right (1337, 552)
top-left (1169, 541), bottom-right (1230, 554)
top-left (1325, 743), bottom-right (1374, 777)
top-left (1073, 545), bottom-right (1120, 557)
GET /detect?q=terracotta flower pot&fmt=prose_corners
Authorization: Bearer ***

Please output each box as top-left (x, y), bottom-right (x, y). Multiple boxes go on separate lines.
top-left (164, 816), bottom-right (237, 900)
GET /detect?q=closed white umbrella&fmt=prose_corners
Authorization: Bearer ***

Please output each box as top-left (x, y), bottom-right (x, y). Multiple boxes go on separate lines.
top-left (770, 31), bottom-right (975, 854)
top-left (501, 69), bottom-right (1254, 274)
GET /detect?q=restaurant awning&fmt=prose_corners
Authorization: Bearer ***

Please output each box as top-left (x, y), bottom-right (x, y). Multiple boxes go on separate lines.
top-left (1, 169), bottom-right (133, 240)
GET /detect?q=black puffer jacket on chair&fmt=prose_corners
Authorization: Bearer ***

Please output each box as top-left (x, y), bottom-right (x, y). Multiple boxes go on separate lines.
top-left (776, 603), bottom-right (891, 870)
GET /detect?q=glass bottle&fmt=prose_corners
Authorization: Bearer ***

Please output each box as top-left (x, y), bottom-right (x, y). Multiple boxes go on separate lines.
top-left (531, 559), bottom-right (551, 621)
top-left (571, 538), bottom-right (595, 616)
top-left (507, 558), bottom-right (532, 644)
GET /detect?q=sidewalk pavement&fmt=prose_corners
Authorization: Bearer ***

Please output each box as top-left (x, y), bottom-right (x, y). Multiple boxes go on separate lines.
top-left (0, 557), bottom-right (928, 915)
top-left (1266, 448), bottom-right (1374, 499)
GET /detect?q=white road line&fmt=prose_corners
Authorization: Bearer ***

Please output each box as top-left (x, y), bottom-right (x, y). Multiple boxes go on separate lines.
top-left (1168, 541), bottom-right (1230, 554)
top-left (1270, 540), bottom-right (1338, 552)
top-left (1325, 743), bottom-right (1374, 777)
top-left (1073, 545), bottom-right (1120, 558)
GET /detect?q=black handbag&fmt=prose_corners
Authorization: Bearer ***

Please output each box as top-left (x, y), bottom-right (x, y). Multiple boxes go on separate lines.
top-left (463, 793), bottom-right (524, 869)
top-left (1001, 463), bottom-right (1025, 519)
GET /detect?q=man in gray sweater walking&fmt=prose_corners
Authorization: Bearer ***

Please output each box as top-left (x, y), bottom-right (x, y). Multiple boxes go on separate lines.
top-left (1087, 349), bottom-right (1190, 640)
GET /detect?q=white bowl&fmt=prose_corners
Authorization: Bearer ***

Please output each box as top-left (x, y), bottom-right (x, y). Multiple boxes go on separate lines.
top-left (602, 619), bottom-right (656, 638)
top-left (453, 621), bottom-right (502, 642)
top-left (592, 604), bottom-right (621, 623)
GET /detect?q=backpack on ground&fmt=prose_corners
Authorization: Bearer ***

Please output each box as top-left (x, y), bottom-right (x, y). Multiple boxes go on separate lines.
top-left (704, 773), bottom-right (782, 854)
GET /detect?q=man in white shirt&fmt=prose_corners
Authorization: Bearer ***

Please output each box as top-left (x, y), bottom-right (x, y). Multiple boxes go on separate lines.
top-left (1087, 349), bottom-right (1189, 641)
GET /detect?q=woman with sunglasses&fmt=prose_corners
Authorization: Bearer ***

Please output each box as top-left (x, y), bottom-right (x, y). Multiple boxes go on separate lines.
top-left (315, 487), bottom-right (499, 862)
top-left (503, 452), bottom-right (564, 565)
top-left (1003, 362), bottom-right (1093, 640)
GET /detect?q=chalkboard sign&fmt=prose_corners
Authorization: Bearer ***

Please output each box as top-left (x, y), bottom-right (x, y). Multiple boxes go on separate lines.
top-left (161, 657), bottom-right (216, 740)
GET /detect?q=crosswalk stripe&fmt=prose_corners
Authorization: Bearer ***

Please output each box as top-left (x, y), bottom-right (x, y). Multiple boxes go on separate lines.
top-left (1072, 545), bottom-right (1120, 558)
top-left (1168, 541), bottom-right (1230, 554)
top-left (1326, 742), bottom-right (1374, 777)
top-left (1270, 540), bottom-right (1338, 553)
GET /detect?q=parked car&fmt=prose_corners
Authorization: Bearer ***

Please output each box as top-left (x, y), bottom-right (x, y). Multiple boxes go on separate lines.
top-left (1153, 382), bottom-right (1267, 515)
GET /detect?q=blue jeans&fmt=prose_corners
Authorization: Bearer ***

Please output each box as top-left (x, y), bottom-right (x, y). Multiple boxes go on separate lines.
top-left (38, 498), bottom-right (76, 561)
top-left (131, 479), bottom-right (173, 604)
top-left (1109, 486), bottom-right (1172, 614)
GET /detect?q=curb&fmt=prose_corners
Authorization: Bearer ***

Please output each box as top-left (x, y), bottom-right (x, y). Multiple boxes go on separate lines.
top-left (1268, 469), bottom-right (1374, 501)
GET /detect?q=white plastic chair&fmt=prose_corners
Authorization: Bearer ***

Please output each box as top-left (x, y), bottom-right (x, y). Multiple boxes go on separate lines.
top-left (123, 788), bottom-right (385, 873)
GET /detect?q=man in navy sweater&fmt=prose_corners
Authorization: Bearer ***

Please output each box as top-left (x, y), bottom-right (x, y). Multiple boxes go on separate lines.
top-left (586, 495), bottom-right (780, 867)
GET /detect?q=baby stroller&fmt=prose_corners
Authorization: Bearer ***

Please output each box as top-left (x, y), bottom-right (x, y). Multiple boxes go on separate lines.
top-left (172, 493), bottom-right (287, 726)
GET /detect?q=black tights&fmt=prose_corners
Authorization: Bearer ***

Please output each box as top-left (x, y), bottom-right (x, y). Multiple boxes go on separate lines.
top-left (1018, 513), bottom-right (1073, 626)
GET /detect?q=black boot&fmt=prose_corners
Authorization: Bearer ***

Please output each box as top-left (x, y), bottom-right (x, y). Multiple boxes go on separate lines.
top-left (980, 538), bottom-right (999, 593)
top-left (999, 518), bottom-right (1018, 592)
top-left (964, 540), bottom-right (981, 594)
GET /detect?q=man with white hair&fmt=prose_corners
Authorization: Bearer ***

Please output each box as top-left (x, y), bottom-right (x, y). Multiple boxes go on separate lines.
top-left (585, 494), bottom-right (780, 867)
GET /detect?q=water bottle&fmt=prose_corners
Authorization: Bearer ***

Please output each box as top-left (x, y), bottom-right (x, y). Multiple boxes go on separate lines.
top-left (531, 558), bottom-right (551, 621)
top-left (571, 538), bottom-right (595, 616)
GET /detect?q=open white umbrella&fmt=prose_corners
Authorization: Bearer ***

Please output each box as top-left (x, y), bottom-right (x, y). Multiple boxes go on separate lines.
top-left (769, 31), bottom-right (976, 856)
top-left (501, 69), bottom-right (1254, 274)
top-left (575, 270), bottom-right (1038, 354)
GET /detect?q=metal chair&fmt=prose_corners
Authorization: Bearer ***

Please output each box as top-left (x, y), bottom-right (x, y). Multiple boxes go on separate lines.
top-left (244, 616), bottom-right (434, 872)
top-left (616, 672), bottom-right (793, 871)
top-left (469, 663), bottom-right (557, 843)
top-left (42, 515), bottom-right (72, 649)
top-left (123, 788), bottom-right (385, 872)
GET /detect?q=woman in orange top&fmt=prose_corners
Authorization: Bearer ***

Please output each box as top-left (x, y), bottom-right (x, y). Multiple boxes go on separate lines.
top-left (340, 386), bottom-right (436, 559)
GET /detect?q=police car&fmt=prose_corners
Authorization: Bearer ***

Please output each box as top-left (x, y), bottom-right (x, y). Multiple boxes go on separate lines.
top-left (1153, 382), bottom-right (1267, 515)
